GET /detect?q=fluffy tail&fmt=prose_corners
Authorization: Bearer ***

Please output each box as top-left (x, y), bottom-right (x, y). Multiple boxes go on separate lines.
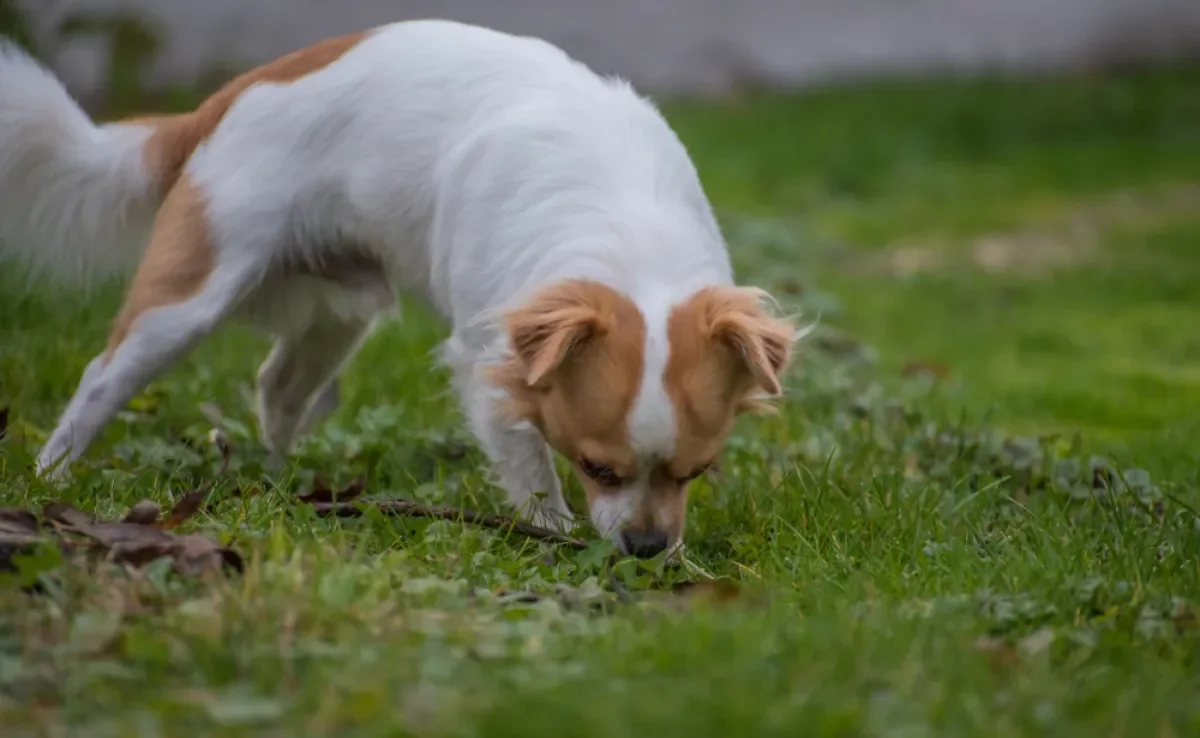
top-left (0, 41), bottom-right (169, 285)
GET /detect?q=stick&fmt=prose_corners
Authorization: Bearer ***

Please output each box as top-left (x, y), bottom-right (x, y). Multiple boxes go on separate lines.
top-left (312, 500), bottom-right (591, 550)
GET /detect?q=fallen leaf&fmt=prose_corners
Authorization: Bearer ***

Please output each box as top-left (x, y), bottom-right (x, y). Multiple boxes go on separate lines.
top-left (78, 523), bottom-right (241, 575)
top-left (68, 521), bottom-right (179, 550)
top-left (0, 508), bottom-right (40, 534)
top-left (38, 501), bottom-right (242, 577)
top-left (298, 475), bottom-right (365, 505)
top-left (42, 502), bottom-right (95, 529)
top-left (122, 500), bottom-right (162, 526)
top-left (0, 528), bottom-right (46, 551)
top-left (173, 534), bottom-right (244, 576)
top-left (159, 490), bottom-right (208, 530)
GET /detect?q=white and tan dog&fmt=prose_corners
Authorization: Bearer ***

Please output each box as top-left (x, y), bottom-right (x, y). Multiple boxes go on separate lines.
top-left (0, 20), bottom-right (800, 558)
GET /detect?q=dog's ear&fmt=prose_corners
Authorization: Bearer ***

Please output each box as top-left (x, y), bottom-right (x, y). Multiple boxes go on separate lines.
top-left (504, 280), bottom-right (612, 387)
top-left (702, 287), bottom-right (797, 397)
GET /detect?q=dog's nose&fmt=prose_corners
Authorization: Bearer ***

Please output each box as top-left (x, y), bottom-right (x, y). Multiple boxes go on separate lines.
top-left (619, 529), bottom-right (669, 559)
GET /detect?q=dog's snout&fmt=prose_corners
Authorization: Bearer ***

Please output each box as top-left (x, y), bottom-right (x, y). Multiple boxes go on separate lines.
top-left (619, 529), bottom-right (669, 559)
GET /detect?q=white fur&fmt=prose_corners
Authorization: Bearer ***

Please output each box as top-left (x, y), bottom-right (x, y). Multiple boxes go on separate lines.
top-left (590, 487), bottom-right (645, 540)
top-left (0, 41), bottom-right (158, 284)
top-left (627, 287), bottom-right (682, 460)
top-left (7, 21), bottom-right (738, 547)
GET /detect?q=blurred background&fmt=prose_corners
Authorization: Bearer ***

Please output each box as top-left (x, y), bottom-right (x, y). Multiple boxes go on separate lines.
top-left (4, 0), bottom-right (1200, 472)
top-left (9, 0), bottom-right (1200, 99)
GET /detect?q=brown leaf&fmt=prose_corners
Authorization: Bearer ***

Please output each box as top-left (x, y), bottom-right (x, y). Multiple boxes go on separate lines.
top-left (0, 509), bottom-right (71, 562)
top-left (0, 530), bottom-right (47, 551)
top-left (107, 539), bottom-right (178, 568)
top-left (77, 523), bottom-right (241, 576)
top-left (159, 490), bottom-right (208, 530)
top-left (71, 521), bottom-right (179, 550)
top-left (0, 501), bottom-right (244, 580)
top-left (298, 475), bottom-right (365, 505)
top-left (0, 507), bottom-right (40, 535)
top-left (174, 534), bottom-right (244, 575)
top-left (122, 500), bottom-right (162, 526)
top-left (42, 502), bottom-right (95, 529)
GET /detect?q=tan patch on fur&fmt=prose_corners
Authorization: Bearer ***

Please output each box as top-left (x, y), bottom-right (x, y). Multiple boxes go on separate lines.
top-left (635, 466), bottom-right (693, 544)
top-left (105, 176), bottom-right (215, 354)
top-left (138, 31), bottom-right (368, 192)
top-left (490, 280), bottom-right (647, 510)
top-left (663, 286), bottom-right (797, 476)
top-left (102, 33), bottom-right (370, 355)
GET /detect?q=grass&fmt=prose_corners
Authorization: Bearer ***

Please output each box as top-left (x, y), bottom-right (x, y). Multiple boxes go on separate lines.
top-left (2, 65), bottom-right (1200, 736)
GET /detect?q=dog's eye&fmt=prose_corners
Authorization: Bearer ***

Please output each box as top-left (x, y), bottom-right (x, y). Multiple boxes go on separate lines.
top-left (579, 458), bottom-right (622, 486)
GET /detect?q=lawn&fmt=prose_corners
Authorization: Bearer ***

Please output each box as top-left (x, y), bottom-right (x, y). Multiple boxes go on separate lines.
top-left (2, 65), bottom-right (1200, 736)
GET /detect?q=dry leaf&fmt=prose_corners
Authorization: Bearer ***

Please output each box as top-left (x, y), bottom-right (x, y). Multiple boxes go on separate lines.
top-left (159, 490), bottom-right (208, 530)
top-left (36, 501), bottom-right (243, 577)
top-left (298, 475), bottom-right (365, 505)
top-left (43, 502), bottom-right (95, 529)
top-left (122, 500), bottom-right (162, 526)
top-left (0, 508), bottom-right (45, 550)
top-left (0, 507), bottom-right (40, 534)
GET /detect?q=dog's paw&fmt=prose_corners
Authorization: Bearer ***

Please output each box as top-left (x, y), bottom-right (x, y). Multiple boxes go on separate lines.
top-left (33, 457), bottom-right (73, 488)
top-left (530, 505), bottom-right (574, 534)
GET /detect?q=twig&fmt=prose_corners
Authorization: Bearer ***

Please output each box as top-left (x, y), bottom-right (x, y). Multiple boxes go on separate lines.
top-left (312, 500), bottom-right (590, 550)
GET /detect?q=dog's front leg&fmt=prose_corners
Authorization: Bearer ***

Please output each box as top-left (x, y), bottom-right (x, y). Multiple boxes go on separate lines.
top-left (459, 384), bottom-right (573, 531)
top-left (486, 424), bottom-right (574, 532)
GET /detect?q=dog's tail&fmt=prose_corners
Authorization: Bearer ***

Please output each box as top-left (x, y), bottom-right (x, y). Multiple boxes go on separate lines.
top-left (0, 42), bottom-right (185, 285)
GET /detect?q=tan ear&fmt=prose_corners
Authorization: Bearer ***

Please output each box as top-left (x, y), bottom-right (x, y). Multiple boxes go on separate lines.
top-left (705, 287), bottom-right (797, 396)
top-left (505, 280), bottom-right (612, 387)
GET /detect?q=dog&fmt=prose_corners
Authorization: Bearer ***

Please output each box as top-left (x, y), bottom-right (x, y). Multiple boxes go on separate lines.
top-left (0, 20), bottom-right (801, 558)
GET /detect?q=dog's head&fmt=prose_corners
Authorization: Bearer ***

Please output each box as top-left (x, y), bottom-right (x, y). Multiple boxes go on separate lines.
top-left (491, 279), bottom-right (798, 558)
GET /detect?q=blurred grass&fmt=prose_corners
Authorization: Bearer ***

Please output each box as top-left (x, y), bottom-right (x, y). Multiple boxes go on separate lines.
top-left (666, 67), bottom-right (1200, 470)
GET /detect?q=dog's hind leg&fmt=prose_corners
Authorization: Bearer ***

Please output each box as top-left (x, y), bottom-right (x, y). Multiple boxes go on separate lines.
top-left (35, 178), bottom-right (263, 481)
top-left (255, 319), bottom-right (371, 468)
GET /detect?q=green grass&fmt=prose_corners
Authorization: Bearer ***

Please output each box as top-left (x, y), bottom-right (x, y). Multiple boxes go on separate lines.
top-left (3, 66), bottom-right (1200, 736)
